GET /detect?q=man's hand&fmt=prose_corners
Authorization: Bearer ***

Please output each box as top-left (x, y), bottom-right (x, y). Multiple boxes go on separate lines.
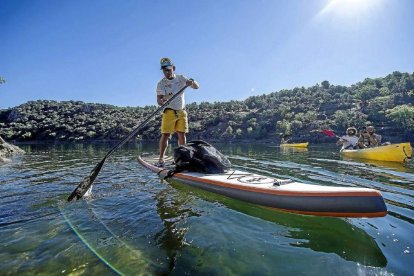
top-left (186, 78), bottom-right (199, 89)
top-left (186, 79), bottom-right (194, 86)
top-left (157, 95), bottom-right (167, 106)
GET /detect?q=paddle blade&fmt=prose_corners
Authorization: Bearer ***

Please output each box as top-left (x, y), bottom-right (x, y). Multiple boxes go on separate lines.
top-left (67, 159), bottom-right (105, 201)
top-left (322, 129), bottom-right (336, 137)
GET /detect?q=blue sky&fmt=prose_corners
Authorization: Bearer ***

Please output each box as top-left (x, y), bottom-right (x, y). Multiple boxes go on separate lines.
top-left (1, 0), bottom-right (414, 109)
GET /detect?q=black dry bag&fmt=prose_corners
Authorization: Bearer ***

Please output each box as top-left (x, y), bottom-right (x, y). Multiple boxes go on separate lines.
top-left (173, 140), bottom-right (231, 174)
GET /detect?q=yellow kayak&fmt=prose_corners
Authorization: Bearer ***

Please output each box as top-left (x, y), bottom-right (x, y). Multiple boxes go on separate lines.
top-left (341, 143), bottom-right (413, 163)
top-left (280, 142), bottom-right (309, 148)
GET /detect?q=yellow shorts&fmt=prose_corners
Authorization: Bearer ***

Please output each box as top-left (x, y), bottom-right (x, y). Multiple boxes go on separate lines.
top-left (161, 109), bottom-right (188, 134)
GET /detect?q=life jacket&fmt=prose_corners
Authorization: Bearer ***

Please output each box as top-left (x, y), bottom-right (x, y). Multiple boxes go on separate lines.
top-left (172, 140), bottom-right (231, 174)
top-left (359, 134), bottom-right (371, 147)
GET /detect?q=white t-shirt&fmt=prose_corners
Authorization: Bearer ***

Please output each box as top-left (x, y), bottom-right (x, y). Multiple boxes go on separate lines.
top-left (340, 135), bottom-right (359, 149)
top-left (156, 74), bottom-right (189, 110)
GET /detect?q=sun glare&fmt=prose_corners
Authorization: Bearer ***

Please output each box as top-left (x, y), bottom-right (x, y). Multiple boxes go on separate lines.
top-left (317, 0), bottom-right (383, 19)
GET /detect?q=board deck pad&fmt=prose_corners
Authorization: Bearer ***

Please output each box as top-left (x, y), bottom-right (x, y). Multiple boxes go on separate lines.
top-left (142, 154), bottom-right (301, 188)
top-left (146, 155), bottom-right (176, 169)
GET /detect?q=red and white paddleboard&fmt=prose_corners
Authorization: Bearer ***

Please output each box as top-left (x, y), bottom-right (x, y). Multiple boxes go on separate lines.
top-left (138, 154), bottom-right (387, 218)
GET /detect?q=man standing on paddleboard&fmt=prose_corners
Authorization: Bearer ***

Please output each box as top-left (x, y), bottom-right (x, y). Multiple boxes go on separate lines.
top-left (155, 57), bottom-right (199, 167)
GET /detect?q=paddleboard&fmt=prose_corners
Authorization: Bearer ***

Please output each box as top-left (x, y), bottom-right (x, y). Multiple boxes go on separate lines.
top-left (138, 154), bottom-right (387, 218)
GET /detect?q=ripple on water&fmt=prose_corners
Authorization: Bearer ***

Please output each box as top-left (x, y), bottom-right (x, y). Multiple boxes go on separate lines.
top-left (1, 143), bottom-right (413, 274)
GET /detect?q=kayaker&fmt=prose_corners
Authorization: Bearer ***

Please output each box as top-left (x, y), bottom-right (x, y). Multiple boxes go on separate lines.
top-left (366, 126), bottom-right (382, 146)
top-left (337, 127), bottom-right (358, 149)
top-left (280, 135), bottom-right (290, 144)
top-left (357, 126), bottom-right (380, 148)
top-left (155, 57), bottom-right (199, 167)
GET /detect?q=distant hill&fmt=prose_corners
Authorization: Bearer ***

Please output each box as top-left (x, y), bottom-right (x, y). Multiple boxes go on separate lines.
top-left (1, 71), bottom-right (413, 143)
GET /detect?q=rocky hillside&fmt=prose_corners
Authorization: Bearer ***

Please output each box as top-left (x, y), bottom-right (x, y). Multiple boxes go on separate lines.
top-left (1, 71), bottom-right (413, 143)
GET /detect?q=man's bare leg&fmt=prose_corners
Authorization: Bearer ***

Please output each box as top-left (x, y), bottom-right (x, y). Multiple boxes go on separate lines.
top-left (177, 132), bottom-right (186, 146)
top-left (159, 133), bottom-right (171, 162)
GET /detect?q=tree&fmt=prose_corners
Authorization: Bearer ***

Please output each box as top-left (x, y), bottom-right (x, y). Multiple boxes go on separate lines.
top-left (321, 80), bottom-right (330, 89)
top-left (276, 120), bottom-right (291, 136)
top-left (386, 105), bottom-right (414, 132)
top-left (333, 109), bottom-right (368, 129)
top-left (225, 125), bottom-right (233, 135)
top-left (366, 96), bottom-right (393, 121)
top-left (355, 86), bottom-right (380, 102)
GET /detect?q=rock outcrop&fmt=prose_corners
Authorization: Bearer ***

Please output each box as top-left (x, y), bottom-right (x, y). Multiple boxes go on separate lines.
top-left (0, 136), bottom-right (25, 163)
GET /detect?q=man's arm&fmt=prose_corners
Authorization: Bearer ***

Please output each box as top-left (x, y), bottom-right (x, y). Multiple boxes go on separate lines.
top-left (156, 80), bottom-right (167, 105)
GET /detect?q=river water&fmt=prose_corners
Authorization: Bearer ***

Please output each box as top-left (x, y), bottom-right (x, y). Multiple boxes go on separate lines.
top-left (0, 142), bottom-right (413, 275)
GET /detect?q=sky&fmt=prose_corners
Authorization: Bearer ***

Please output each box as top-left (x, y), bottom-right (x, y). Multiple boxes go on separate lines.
top-left (1, 0), bottom-right (414, 109)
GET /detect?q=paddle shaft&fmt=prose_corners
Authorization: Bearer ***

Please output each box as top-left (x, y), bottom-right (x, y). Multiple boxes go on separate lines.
top-left (67, 85), bottom-right (190, 201)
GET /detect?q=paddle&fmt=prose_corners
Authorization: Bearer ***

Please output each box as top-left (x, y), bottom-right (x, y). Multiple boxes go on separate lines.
top-left (67, 85), bottom-right (190, 201)
top-left (322, 129), bottom-right (339, 138)
top-left (323, 129), bottom-right (350, 142)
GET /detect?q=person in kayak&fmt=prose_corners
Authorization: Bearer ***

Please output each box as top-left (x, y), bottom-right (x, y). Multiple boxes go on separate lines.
top-left (337, 127), bottom-right (358, 149)
top-left (358, 129), bottom-right (371, 148)
top-left (358, 126), bottom-right (382, 148)
top-left (357, 126), bottom-right (381, 148)
top-left (280, 135), bottom-right (290, 144)
top-left (155, 57), bottom-right (199, 167)
top-left (366, 126), bottom-right (382, 146)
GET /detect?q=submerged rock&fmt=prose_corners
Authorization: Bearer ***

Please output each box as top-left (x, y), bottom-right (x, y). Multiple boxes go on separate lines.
top-left (0, 136), bottom-right (25, 161)
top-left (0, 156), bottom-right (11, 163)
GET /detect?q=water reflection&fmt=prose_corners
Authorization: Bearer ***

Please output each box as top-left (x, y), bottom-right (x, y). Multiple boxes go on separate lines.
top-left (59, 201), bottom-right (154, 275)
top-left (153, 184), bottom-right (199, 273)
top-left (280, 147), bottom-right (309, 154)
top-left (341, 156), bottom-right (413, 172)
top-left (58, 195), bottom-right (197, 275)
top-left (168, 180), bottom-right (387, 267)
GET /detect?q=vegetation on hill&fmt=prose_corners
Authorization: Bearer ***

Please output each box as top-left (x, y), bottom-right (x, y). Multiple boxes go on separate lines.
top-left (1, 71), bottom-right (413, 143)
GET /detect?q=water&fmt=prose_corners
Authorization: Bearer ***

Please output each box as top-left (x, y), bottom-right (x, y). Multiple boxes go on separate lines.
top-left (0, 143), bottom-right (413, 275)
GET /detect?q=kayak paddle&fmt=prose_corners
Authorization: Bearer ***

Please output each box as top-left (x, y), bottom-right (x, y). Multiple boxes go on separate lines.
top-left (67, 85), bottom-right (189, 201)
top-left (322, 129), bottom-right (338, 138)
top-left (323, 129), bottom-right (350, 142)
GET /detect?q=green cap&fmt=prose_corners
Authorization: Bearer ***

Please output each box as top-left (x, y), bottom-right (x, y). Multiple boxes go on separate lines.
top-left (160, 57), bottom-right (174, 69)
